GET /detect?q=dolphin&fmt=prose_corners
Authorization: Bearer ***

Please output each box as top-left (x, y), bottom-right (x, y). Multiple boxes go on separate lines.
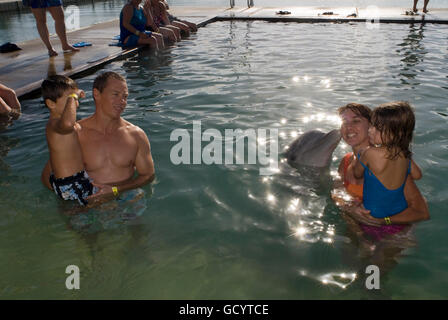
top-left (285, 129), bottom-right (341, 168)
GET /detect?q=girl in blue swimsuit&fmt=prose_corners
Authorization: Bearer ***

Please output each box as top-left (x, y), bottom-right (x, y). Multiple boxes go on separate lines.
top-left (353, 101), bottom-right (423, 224)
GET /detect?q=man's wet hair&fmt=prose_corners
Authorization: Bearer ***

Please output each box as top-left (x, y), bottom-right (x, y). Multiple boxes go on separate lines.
top-left (41, 75), bottom-right (78, 107)
top-left (93, 71), bottom-right (126, 94)
top-left (338, 103), bottom-right (372, 122)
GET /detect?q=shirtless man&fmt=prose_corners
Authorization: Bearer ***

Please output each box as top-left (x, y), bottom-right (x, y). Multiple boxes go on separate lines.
top-left (41, 72), bottom-right (155, 203)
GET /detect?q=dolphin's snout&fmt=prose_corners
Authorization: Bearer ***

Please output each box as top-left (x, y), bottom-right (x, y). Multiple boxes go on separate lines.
top-left (286, 129), bottom-right (342, 168)
top-left (326, 129), bottom-right (341, 141)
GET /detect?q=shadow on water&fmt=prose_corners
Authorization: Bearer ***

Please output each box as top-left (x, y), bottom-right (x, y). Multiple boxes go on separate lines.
top-left (55, 187), bottom-right (156, 297)
top-left (397, 22), bottom-right (427, 85)
top-left (332, 190), bottom-right (418, 297)
top-left (47, 53), bottom-right (75, 77)
top-left (0, 133), bottom-right (20, 171)
top-left (56, 187), bottom-right (153, 235)
top-left (227, 20), bottom-right (253, 74)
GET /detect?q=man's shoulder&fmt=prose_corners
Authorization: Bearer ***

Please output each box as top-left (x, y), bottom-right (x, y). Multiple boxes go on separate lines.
top-left (76, 116), bottom-right (94, 132)
top-left (120, 119), bottom-right (149, 139)
top-left (77, 116), bottom-right (92, 126)
top-left (121, 118), bottom-right (143, 131)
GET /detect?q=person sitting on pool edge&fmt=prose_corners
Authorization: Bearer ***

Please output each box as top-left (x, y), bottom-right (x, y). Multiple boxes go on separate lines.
top-left (41, 75), bottom-right (96, 206)
top-left (120, 0), bottom-right (164, 50)
top-left (0, 83), bottom-right (21, 121)
top-left (41, 71), bottom-right (155, 204)
top-left (333, 103), bottom-right (429, 241)
top-left (146, 0), bottom-right (181, 42)
top-left (160, 0), bottom-right (198, 34)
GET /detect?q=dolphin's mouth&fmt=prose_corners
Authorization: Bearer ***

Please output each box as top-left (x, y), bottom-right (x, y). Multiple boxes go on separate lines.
top-left (286, 129), bottom-right (342, 168)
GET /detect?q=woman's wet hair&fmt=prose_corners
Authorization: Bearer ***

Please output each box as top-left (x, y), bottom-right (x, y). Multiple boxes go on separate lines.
top-left (338, 103), bottom-right (372, 122)
top-left (41, 75), bottom-right (78, 105)
top-left (372, 101), bottom-right (415, 159)
top-left (93, 71), bottom-right (126, 93)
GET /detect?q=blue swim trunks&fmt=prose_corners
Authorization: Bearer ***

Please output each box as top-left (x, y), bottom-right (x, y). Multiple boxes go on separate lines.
top-left (50, 170), bottom-right (97, 206)
top-left (28, 0), bottom-right (62, 9)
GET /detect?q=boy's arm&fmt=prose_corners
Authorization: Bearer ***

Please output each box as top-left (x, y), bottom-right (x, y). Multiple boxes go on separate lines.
top-left (50, 94), bottom-right (80, 135)
top-left (410, 159), bottom-right (422, 180)
top-left (41, 160), bottom-right (53, 190)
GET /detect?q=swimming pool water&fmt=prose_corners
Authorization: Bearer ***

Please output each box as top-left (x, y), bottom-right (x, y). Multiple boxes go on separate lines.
top-left (1, 0), bottom-right (448, 44)
top-left (1, 20), bottom-right (447, 299)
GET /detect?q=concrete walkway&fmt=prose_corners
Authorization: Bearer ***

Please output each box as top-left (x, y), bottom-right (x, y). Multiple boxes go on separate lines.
top-left (217, 6), bottom-right (448, 24)
top-left (0, 6), bottom-right (224, 98)
top-left (1, 6), bottom-right (447, 99)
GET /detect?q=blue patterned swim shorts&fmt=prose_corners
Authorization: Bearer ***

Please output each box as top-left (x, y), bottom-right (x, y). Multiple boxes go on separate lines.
top-left (50, 170), bottom-right (97, 206)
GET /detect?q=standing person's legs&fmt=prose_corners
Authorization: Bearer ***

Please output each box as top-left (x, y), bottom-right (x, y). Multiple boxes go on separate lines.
top-left (31, 7), bottom-right (58, 57)
top-left (423, 0), bottom-right (429, 13)
top-left (413, 0), bottom-right (418, 12)
top-left (47, 5), bottom-right (79, 53)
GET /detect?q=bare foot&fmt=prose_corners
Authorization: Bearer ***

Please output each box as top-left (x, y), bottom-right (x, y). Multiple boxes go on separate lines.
top-left (413, 8), bottom-right (418, 13)
top-left (62, 45), bottom-right (80, 53)
top-left (48, 49), bottom-right (58, 57)
top-left (423, 9), bottom-right (428, 13)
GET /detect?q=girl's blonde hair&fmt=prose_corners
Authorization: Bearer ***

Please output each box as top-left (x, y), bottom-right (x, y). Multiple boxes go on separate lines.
top-left (371, 101), bottom-right (415, 159)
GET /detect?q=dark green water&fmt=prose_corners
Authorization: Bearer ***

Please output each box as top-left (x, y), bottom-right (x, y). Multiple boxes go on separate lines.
top-left (0, 21), bottom-right (447, 299)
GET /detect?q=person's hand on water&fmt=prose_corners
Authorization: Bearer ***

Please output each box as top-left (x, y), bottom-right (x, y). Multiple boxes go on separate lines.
top-left (345, 203), bottom-right (383, 227)
top-left (87, 182), bottom-right (115, 204)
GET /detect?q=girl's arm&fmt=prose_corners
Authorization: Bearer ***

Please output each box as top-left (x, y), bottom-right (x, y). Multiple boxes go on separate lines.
top-left (353, 148), bottom-right (369, 179)
top-left (410, 159), bottom-right (422, 180)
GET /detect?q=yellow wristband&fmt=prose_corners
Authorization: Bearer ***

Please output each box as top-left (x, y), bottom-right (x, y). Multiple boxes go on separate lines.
top-left (112, 186), bottom-right (119, 197)
top-left (384, 217), bottom-right (392, 225)
top-left (68, 93), bottom-right (78, 100)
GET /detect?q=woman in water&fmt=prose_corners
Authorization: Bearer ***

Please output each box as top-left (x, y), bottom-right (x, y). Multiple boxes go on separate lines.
top-left (353, 102), bottom-right (422, 223)
top-left (334, 103), bottom-right (429, 242)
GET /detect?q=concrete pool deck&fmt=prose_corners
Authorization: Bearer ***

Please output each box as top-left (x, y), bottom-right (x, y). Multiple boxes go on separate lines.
top-left (1, 5), bottom-right (448, 99)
